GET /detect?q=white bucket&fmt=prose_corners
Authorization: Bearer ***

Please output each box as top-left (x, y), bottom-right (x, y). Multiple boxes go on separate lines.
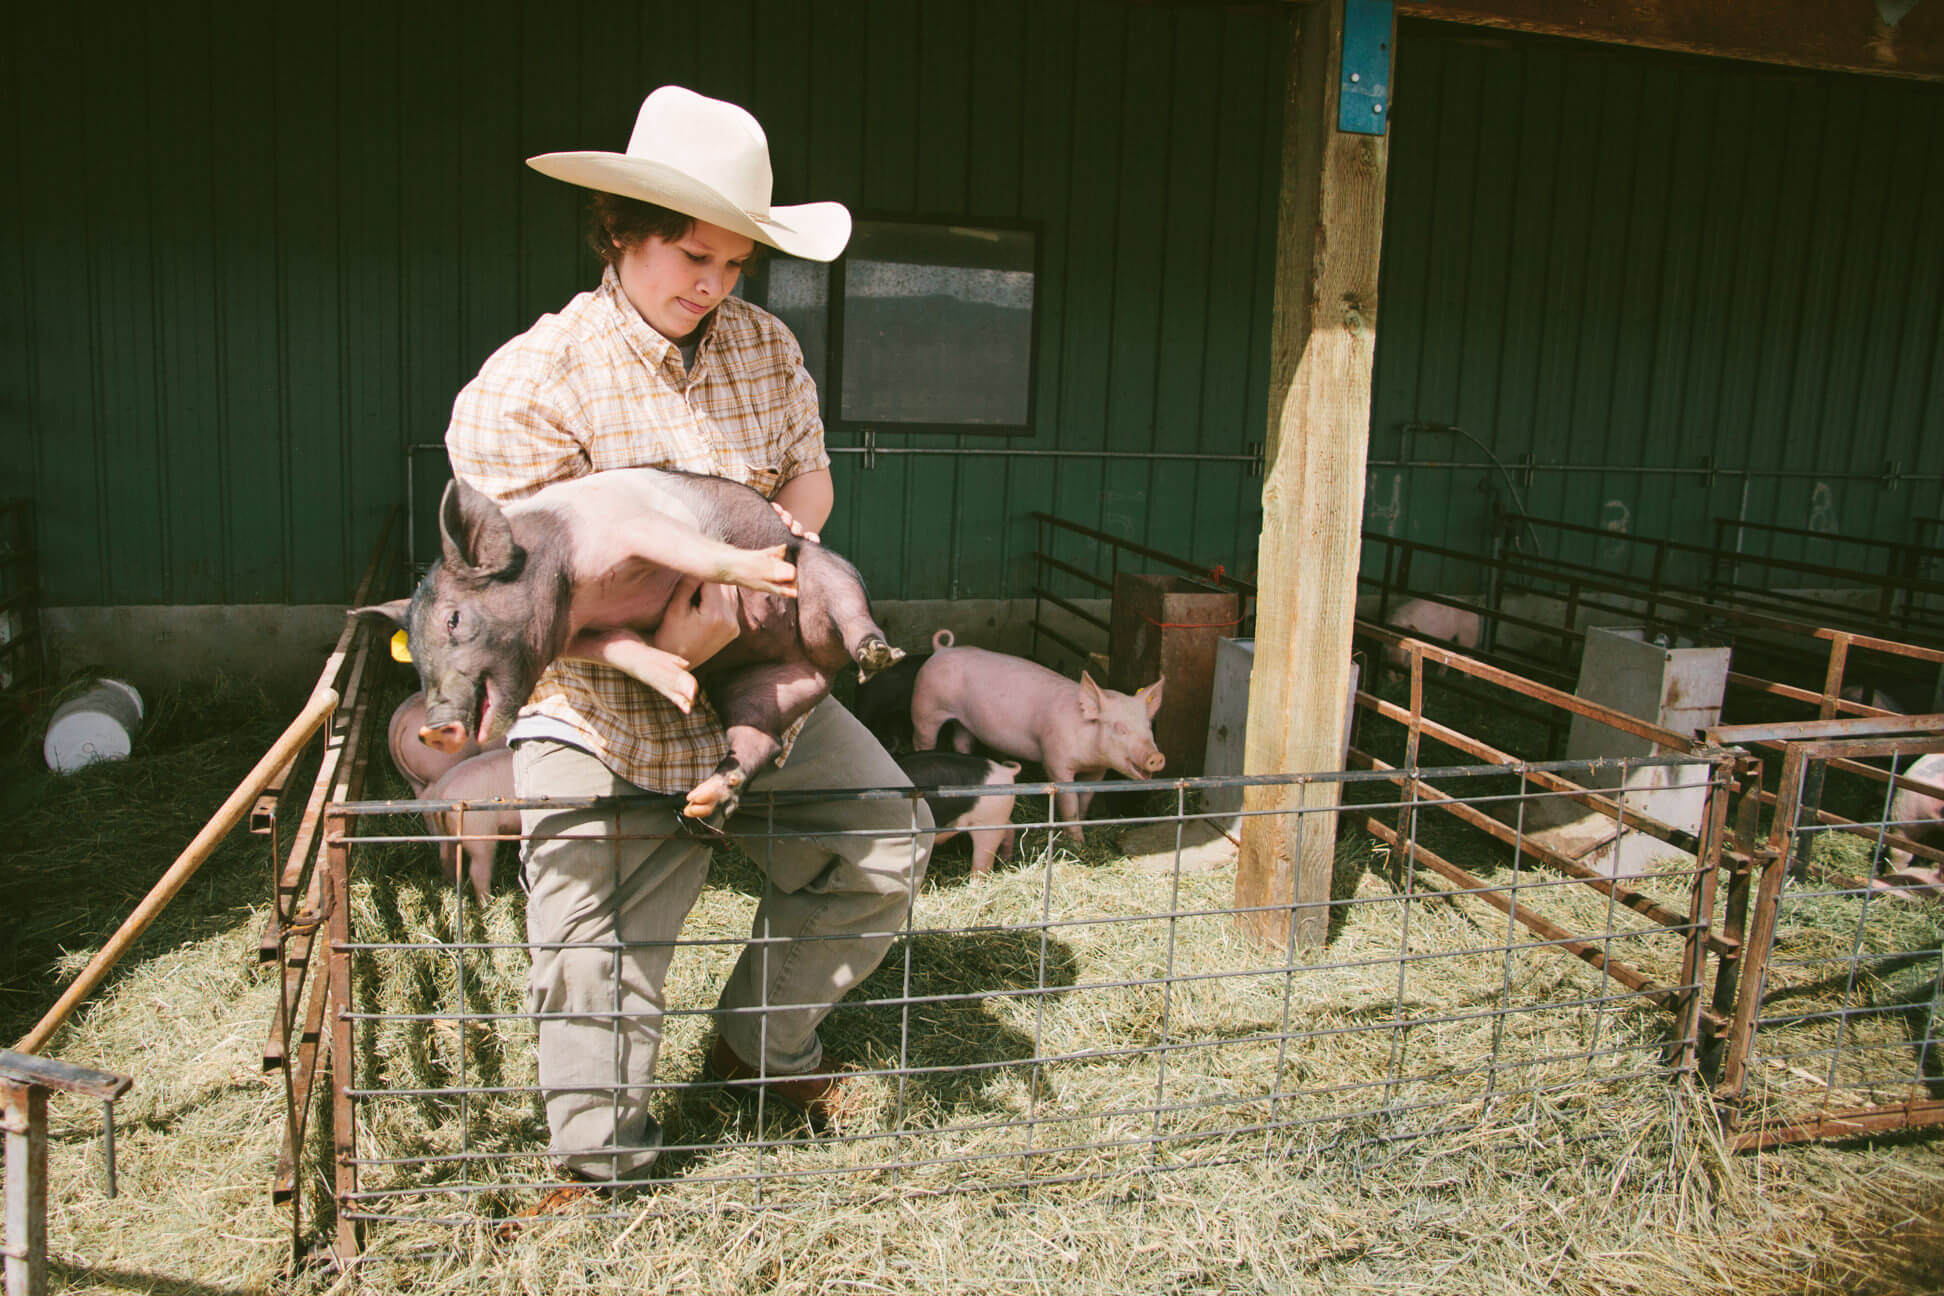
top-left (44, 679), bottom-right (146, 773)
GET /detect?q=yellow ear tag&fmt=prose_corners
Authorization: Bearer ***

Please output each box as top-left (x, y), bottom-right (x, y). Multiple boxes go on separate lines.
top-left (390, 630), bottom-right (413, 664)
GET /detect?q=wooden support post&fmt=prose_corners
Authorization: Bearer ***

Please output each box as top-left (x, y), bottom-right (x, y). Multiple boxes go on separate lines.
top-left (1237, 0), bottom-right (1392, 950)
top-left (3, 1083), bottom-right (47, 1296)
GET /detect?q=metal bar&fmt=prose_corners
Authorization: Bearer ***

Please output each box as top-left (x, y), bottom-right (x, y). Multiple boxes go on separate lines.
top-left (1027, 619), bottom-right (1095, 664)
top-left (1359, 818), bottom-right (1687, 1015)
top-left (256, 516), bottom-right (400, 971)
top-left (1672, 760), bottom-right (1732, 1075)
top-left (1354, 694), bottom-right (1702, 846)
top-left (1357, 623), bottom-right (1702, 753)
top-left (1030, 512), bottom-right (1258, 595)
top-left (0, 1054), bottom-right (131, 1104)
top-left (1150, 784), bottom-right (1188, 1165)
top-left (1349, 752), bottom-right (1735, 958)
top-left (1371, 463), bottom-right (1944, 483)
top-left (1491, 548), bottom-right (1944, 660)
top-left (273, 946), bottom-right (333, 1206)
top-left (275, 628), bottom-right (384, 908)
top-left (326, 820), bottom-right (360, 1263)
top-left (3, 1082), bottom-right (47, 1296)
top-left (1758, 734), bottom-right (1944, 763)
top-left (1742, 788), bottom-right (1944, 869)
top-left (1029, 550), bottom-right (1115, 594)
top-left (334, 920), bottom-right (1716, 1028)
top-left (1029, 585), bottom-right (1111, 634)
top-left (1705, 764), bottom-right (1765, 1075)
top-left (831, 444), bottom-right (1263, 466)
top-left (1507, 512), bottom-right (1944, 596)
top-left (1353, 576), bottom-right (1586, 650)
top-left (338, 1062), bottom-right (1685, 1211)
top-left (276, 635), bottom-right (382, 1227)
top-left (264, 861), bottom-right (331, 1073)
top-left (1707, 716), bottom-right (1944, 746)
top-left (264, 620), bottom-right (383, 1064)
top-left (1727, 1099), bottom-right (1944, 1151)
top-left (1726, 672), bottom-right (1919, 720)
top-left (324, 757), bottom-right (1753, 818)
top-left (1713, 515), bottom-right (1944, 560)
top-left (1785, 636), bottom-right (1853, 879)
top-left (345, 1012), bottom-right (1676, 1109)
top-left (1718, 745), bottom-right (1807, 1097)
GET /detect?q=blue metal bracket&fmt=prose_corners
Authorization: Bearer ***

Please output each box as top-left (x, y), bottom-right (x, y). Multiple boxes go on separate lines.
top-left (1339, 0), bottom-right (1394, 135)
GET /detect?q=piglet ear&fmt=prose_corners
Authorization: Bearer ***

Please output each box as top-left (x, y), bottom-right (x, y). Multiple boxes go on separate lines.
top-left (1078, 671), bottom-right (1104, 721)
top-left (1140, 674), bottom-right (1166, 718)
top-left (351, 598), bottom-right (412, 630)
top-left (439, 479), bottom-right (519, 575)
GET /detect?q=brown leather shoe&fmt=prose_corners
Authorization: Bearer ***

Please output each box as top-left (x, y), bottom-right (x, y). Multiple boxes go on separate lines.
top-left (705, 1036), bottom-right (856, 1131)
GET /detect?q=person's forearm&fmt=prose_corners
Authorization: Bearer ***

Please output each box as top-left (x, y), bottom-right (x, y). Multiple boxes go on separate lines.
top-left (772, 468), bottom-right (835, 535)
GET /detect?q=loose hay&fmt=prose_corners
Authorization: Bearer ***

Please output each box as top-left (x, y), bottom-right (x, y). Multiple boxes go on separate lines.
top-left (1, 674), bottom-right (302, 1044)
top-left (6, 678), bottom-right (1944, 1295)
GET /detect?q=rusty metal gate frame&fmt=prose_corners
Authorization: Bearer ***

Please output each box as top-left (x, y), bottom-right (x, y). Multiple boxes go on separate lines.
top-left (1714, 723), bottom-right (1944, 1150)
top-left (1349, 632), bottom-right (1746, 1074)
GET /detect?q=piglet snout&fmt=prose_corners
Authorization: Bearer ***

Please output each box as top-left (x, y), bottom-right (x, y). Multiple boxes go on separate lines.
top-left (419, 722), bottom-right (471, 755)
top-left (1143, 752), bottom-right (1166, 774)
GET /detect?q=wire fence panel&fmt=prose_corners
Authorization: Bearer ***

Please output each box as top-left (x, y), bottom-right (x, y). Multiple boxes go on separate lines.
top-left (1722, 734), bottom-right (1944, 1150)
top-left (319, 757), bottom-right (1729, 1245)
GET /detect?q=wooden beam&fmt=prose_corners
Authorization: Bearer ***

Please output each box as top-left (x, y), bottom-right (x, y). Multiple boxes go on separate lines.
top-left (1236, 0), bottom-right (1390, 951)
top-left (1406, 1), bottom-right (1944, 82)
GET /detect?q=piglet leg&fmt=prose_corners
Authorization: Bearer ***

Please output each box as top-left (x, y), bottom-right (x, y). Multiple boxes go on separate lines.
top-left (966, 825), bottom-right (1008, 876)
top-left (1048, 765), bottom-right (1088, 847)
top-left (684, 661), bottom-right (835, 823)
top-left (614, 514), bottom-right (799, 599)
top-left (560, 628), bottom-right (699, 712)
top-left (1070, 769), bottom-right (1105, 824)
top-left (793, 546), bottom-right (903, 681)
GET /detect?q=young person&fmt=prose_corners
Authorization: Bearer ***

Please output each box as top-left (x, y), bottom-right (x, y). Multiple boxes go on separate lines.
top-left (445, 86), bottom-right (931, 1183)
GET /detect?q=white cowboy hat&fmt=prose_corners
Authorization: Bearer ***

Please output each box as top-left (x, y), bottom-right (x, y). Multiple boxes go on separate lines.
top-left (527, 86), bottom-right (851, 262)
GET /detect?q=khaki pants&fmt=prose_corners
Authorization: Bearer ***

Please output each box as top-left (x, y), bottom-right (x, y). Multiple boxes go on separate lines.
top-left (515, 699), bottom-right (932, 1178)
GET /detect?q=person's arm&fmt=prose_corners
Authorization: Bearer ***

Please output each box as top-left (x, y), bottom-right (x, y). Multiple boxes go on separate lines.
top-left (771, 467), bottom-right (834, 540)
top-left (446, 347), bottom-right (592, 503)
top-left (764, 312), bottom-right (835, 540)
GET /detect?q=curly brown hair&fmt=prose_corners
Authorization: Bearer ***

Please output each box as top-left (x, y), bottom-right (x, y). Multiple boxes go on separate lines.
top-left (586, 193), bottom-right (695, 264)
top-left (585, 193), bottom-right (772, 269)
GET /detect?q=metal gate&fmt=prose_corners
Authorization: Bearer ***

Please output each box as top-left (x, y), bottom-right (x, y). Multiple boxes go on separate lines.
top-left (1713, 720), bottom-right (1944, 1149)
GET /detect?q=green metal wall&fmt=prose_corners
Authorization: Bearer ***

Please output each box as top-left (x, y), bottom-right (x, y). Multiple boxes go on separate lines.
top-left (1370, 23), bottom-right (1944, 589)
top-left (15, 9), bottom-right (1937, 615)
top-left (3, 0), bottom-right (1288, 608)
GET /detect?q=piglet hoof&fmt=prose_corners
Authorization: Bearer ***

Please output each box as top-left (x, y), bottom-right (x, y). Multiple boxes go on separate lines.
top-left (855, 636), bottom-right (906, 683)
top-left (682, 768), bottom-right (746, 827)
top-left (1872, 868), bottom-right (1944, 898)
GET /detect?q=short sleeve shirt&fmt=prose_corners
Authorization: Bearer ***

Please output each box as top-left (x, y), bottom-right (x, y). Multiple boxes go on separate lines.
top-left (445, 265), bottom-right (831, 792)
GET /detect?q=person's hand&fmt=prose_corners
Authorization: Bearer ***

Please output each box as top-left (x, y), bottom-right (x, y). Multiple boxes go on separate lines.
top-left (653, 577), bottom-right (740, 667)
top-left (770, 500), bottom-right (820, 544)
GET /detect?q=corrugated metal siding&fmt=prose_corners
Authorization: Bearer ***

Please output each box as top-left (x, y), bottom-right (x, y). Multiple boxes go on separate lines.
top-left (4, 0), bottom-right (1289, 607)
top-left (1370, 23), bottom-right (1944, 591)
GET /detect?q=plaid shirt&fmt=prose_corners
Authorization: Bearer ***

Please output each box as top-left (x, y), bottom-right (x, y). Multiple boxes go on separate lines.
top-left (446, 265), bottom-right (831, 792)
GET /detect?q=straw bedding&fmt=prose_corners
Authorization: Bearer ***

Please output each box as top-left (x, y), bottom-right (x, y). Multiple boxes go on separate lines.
top-left (4, 678), bottom-right (1941, 1295)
